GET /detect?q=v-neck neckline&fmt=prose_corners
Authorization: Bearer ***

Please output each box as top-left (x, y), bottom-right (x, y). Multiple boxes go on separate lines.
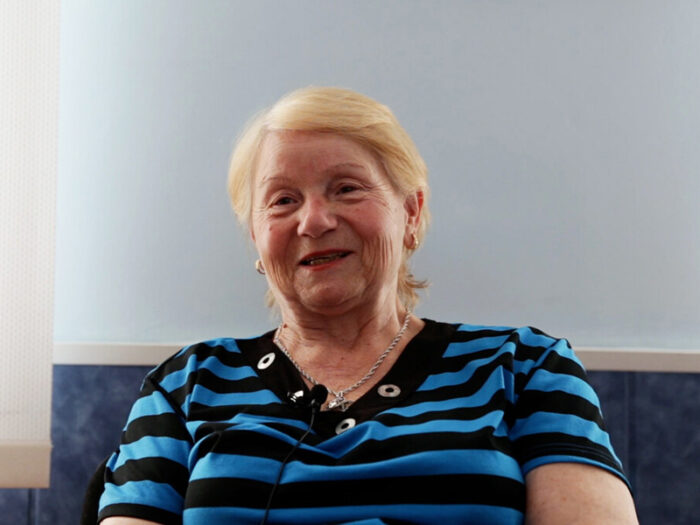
top-left (238, 318), bottom-right (457, 438)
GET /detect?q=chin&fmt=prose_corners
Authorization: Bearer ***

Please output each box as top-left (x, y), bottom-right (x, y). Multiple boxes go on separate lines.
top-left (298, 286), bottom-right (362, 313)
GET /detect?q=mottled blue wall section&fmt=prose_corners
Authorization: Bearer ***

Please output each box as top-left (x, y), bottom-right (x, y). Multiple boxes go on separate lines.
top-left (1, 367), bottom-right (698, 524)
top-left (586, 372), bottom-right (632, 481)
top-left (631, 373), bottom-right (700, 524)
top-left (0, 489), bottom-right (31, 525)
top-left (38, 365), bottom-right (150, 525)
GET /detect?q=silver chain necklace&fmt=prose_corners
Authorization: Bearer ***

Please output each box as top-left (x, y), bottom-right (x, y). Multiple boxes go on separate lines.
top-left (273, 311), bottom-right (412, 411)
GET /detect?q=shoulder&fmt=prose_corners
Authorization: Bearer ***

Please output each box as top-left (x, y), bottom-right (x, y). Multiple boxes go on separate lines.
top-left (145, 334), bottom-right (271, 389)
top-left (437, 321), bottom-right (583, 377)
top-left (445, 321), bottom-right (569, 354)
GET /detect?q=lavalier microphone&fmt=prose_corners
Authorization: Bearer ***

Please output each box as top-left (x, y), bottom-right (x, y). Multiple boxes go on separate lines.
top-left (261, 384), bottom-right (328, 525)
top-left (287, 384), bottom-right (328, 410)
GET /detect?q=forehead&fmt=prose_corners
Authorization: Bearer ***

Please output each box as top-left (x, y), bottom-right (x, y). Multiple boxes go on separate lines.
top-left (255, 131), bottom-right (380, 180)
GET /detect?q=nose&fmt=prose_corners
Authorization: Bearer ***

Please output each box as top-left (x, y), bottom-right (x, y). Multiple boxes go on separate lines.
top-left (297, 196), bottom-right (338, 238)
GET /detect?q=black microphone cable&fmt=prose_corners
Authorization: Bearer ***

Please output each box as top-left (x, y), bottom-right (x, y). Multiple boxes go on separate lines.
top-left (259, 384), bottom-right (328, 525)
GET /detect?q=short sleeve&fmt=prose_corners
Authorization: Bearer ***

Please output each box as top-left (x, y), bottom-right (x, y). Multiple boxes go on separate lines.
top-left (98, 359), bottom-right (194, 524)
top-left (507, 328), bottom-right (629, 488)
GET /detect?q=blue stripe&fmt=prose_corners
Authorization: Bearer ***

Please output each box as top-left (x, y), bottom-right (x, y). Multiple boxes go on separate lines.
top-left (443, 334), bottom-right (511, 357)
top-left (200, 337), bottom-right (240, 351)
top-left (159, 354), bottom-right (197, 391)
top-left (343, 520), bottom-right (391, 524)
top-left (184, 504), bottom-right (523, 525)
top-left (190, 448), bottom-right (523, 484)
top-left (530, 339), bottom-right (578, 367)
top-left (524, 368), bottom-right (599, 405)
top-left (419, 349), bottom-right (513, 391)
top-left (189, 453), bottom-right (282, 483)
top-left (159, 354), bottom-right (256, 392)
top-left (129, 391), bottom-right (178, 419)
top-left (511, 327), bottom-right (560, 349)
top-left (185, 385), bottom-right (280, 407)
top-left (197, 354), bottom-right (256, 380)
top-left (510, 412), bottom-right (613, 450)
top-left (387, 369), bottom-right (505, 417)
top-left (279, 504), bottom-right (523, 525)
top-left (456, 323), bottom-right (515, 333)
top-left (184, 506), bottom-right (259, 523)
top-left (100, 480), bottom-right (183, 514)
top-left (113, 436), bottom-right (190, 469)
top-left (320, 413), bottom-right (508, 457)
top-left (186, 417), bottom-right (334, 460)
top-left (155, 338), bottom-right (240, 382)
top-left (189, 412), bottom-right (312, 436)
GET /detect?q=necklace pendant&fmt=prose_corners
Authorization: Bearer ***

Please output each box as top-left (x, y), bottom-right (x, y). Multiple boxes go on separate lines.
top-left (327, 395), bottom-right (352, 411)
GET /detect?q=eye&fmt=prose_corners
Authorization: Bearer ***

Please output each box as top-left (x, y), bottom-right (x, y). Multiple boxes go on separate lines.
top-left (272, 195), bottom-right (296, 206)
top-left (338, 184), bottom-right (359, 194)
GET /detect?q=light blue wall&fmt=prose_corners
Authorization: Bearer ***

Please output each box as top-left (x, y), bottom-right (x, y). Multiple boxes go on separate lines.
top-left (56, 1), bottom-right (700, 348)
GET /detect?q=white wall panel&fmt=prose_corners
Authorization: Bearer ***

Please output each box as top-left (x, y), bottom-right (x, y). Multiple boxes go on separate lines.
top-left (0, 0), bottom-right (59, 487)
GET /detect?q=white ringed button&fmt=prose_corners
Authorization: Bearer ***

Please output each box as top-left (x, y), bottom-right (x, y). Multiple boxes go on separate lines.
top-left (257, 352), bottom-right (276, 370)
top-left (378, 384), bottom-right (401, 398)
top-left (335, 418), bottom-right (356, 435)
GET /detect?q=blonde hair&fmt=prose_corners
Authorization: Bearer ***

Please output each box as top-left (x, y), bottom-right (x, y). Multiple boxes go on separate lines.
top-left (228, 86), bottom-right (430, 308)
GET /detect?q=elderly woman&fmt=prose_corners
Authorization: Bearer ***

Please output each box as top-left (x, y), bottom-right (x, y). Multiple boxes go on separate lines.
top-left (99, 87), bottom-right (638, 524)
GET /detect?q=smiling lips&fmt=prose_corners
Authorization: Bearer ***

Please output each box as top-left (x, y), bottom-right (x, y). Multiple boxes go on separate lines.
top-left (300, 251), bottom-right (352, 266)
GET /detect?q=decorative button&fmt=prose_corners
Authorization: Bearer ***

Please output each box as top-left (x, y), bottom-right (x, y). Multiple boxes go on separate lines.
top-left (335, 418), bottom-right (356, 435)
top-left (257, 352), bottom-right (276, 370)
top-left (378, 384), bottom-right (401, 398)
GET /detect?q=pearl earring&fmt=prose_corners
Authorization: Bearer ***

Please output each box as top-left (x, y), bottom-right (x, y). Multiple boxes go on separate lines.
top-left (255, 259), bottom-right (266, 275)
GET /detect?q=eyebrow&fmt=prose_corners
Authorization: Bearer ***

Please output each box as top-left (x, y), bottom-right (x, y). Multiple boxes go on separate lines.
top-left (321, 162), bottom-right (369, 174)
top-left (260, 162), bottom-right (370, 184)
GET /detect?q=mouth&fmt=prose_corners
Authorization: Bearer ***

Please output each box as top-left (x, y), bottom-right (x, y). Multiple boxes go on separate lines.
top-left (300, 251), bottom-right (352, 266)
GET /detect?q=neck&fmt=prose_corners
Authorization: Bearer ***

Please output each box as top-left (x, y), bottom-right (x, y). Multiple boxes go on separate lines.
top-left (277, 298), bottom-right (407, 358)
top-left (274, 300), bottom-right (419, 410)
top-left (273, 294), bottom-right (420, 389)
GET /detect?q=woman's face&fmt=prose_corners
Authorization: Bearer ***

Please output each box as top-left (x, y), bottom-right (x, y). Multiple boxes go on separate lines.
top-left (250, 131), bottom-right (421, 316)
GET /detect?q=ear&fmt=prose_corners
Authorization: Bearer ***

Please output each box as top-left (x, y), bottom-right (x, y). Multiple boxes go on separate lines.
top-left (249, 224), bottom-right (256, 243)
top-left (403, 189), bottom-right (424, 244)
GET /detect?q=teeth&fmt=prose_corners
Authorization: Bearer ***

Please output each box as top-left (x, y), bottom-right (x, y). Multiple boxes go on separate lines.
top-left (305, 253), bottom-right (345, 266)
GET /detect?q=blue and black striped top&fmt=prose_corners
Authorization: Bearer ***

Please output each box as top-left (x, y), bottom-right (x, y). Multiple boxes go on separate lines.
top-left (98, 319), bottom-right (627, 524)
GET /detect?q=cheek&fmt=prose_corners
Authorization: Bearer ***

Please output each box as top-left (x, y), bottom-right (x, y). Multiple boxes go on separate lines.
top-left (359, 222), bottom-right (404, 277)
top-left (265, 263), bottom-right (295, 295)
top-left (255, 225), bottom-right (295, 287)
top-left (254, 220), bottom-right (285, 255)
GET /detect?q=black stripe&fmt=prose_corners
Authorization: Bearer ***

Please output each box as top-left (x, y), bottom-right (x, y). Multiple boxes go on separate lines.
top-left (143, 376), bottom-right (190, 424)
top-left (375, 390), bottom-right (506, 427)
top-left (109, 457), bottom-right (189, 496)
top-left (188, 402), bottom-right (315, 439)
top-left (147, 340), bottom-right (249, 384)
top-left (433, 345), bottom-right (509, 373)
top-left (335, 431), bottom-right (515, 466)
top-left (169, 372), bottom-right (263, 406)
top-left (180, 340), bottom-right (247, 368)
top-left (185, 473), bottom-right (525, 511)
top-left (514, 355), bottom-right (587, 394)
top-left (98, 503), bottom-right (181, 525)
top-left (503, 329), bottom-right (567, 362)
top-left (513, 432), bottom-right (622, 470)
top-left (405, 352), bottom-right (514, 405)
top-left (536, 349), bottom-right (586, 379)
top-left (124, 413), bottom-right (192, 444)
top-left (452, 327), bottom-right (517, 341)
top-left (513, 390), bottom-right (605, 429)
top-left (188, 428), bottom-right (514, 467)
